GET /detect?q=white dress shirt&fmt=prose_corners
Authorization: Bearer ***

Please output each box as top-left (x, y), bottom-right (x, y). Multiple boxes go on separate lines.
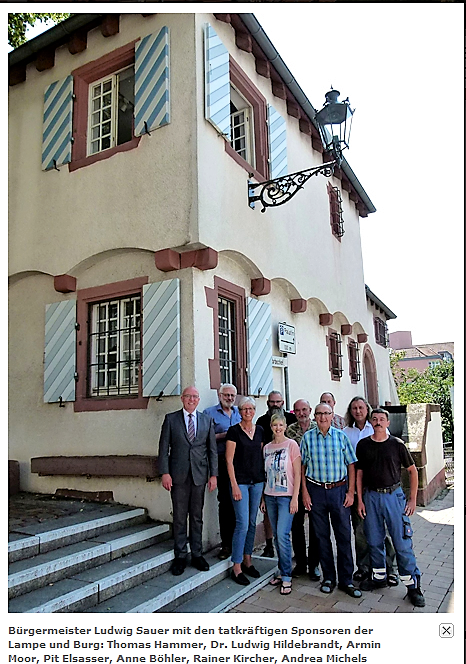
top-left (343, 421), bottom-right (374, 453)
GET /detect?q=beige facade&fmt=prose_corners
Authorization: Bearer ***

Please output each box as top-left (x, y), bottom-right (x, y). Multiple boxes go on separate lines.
top-left (9, 12), bottom-right (397, 549)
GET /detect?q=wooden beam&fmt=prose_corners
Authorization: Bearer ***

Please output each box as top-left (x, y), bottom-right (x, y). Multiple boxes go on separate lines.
top-left (35, 47), bottom-right (55, 72)
top-left (272, 80), bottom-right (286, 100)
top-left (68, 29), bottom-right (88, 55)
top-left (235, 32), bottom-right (253, 53)
top-left (255, 59), bottom-right (271, 78)
top-left (100, 15), bottom-right (120, 38)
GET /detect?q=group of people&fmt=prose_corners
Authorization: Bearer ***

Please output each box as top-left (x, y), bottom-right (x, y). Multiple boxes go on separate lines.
top-left (158, 384), bottom-right (425, 608)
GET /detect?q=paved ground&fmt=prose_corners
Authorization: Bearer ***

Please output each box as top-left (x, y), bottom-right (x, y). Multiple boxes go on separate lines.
top-left (229, 487), bottom-right (454, 614)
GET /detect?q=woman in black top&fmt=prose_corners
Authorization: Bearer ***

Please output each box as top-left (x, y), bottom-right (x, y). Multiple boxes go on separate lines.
top-left (226, 396), bottom-right (265, 586)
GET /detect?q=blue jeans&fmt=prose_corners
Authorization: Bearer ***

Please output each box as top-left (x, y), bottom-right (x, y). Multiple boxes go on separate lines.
top-left (230, 482), bottom-right (264, 564)
top-left (363, 487), bottom-right (420, 587)
top-left (264, 494), bottom-right (294, 582)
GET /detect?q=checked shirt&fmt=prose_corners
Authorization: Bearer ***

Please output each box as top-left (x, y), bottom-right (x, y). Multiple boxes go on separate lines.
top-left (300, 425), bottom-right (357, 484)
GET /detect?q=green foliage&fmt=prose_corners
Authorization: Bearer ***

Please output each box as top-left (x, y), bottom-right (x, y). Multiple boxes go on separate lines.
top-left (390, 351), bottom-right (454, 443)
top-left (8, 13), bottom-right (70, 49)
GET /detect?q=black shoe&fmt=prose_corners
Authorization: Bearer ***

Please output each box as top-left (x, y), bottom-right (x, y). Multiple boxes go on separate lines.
top-left (218, 547), bottom-right (231, 560)
top-left (171, 558), bottom-right (186, 576)
top-left (231, 570), bottom-right (250, 586)
top-left (308, 567), bottom-right (321, 582)
top-left (320, 580), bottom-right (335, 594)
top-left (406, 576), bottom-right (426, 607)
top-left (241, 563), bottom-right (260, 578)
top-left (360, 576), bottom-right (388, 591)
top-left (338, 583), bottom-right (362, 598)
top-left (192, 555), bottom-right (210, 572)
top-left (387, 573), bottom-right (399, 587)
top-left (353, 569), bottom-right (369, 582)
top-left (261, 543), bottom-right (275, 558)
top-left (292, 565), bottom-right (307, 578)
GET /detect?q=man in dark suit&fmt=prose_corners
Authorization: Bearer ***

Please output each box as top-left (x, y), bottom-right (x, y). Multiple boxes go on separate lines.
top-left (159, 386), bottom-right (218, 576)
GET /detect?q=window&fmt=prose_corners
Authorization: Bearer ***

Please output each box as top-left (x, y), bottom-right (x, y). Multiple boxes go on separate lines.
top-left (218, 296), bottom-right (238, 386)
top-left (230, 86), bottom-right (254, 167)
top-left (88, 66), bottom-right (134, 156)
top-left (374, 317), bottom-right (389, 348)
top-left (89, 294), bottom-right (140, 396)
top-left (429, 360), bottom-right (441, 369)
top-left (328, 184), bottom-right (345, 239)
top-left (348, 339), bottom-right (361, 383)
top-left (328, 330), bottom-right (343, 380)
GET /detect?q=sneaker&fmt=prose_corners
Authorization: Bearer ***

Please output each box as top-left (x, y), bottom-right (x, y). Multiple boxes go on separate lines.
top-left (406, 577), bottom-right (426, 607)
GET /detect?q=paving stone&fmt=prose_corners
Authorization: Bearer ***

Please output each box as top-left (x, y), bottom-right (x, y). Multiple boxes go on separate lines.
top-left (333, 600), bottom-right (370, 613)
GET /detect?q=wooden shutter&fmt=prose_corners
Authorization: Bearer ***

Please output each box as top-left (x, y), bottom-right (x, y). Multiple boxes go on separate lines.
top-left (42, 75), bottom-right (74, 171)
top-left (44, 300), bottom-right (76, 402)
top-left (267, 104), bottom-right (287, 179)
top-left (246, 298), bottom-right (273, 397)
top-left (142, 279), bottom-right (181, 397)
top-left (134, 27), bottom-right (170, 136)
top-left (204, 23), bottom-right (231, 140)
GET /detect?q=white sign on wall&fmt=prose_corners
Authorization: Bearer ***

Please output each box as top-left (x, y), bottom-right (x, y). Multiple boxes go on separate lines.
top-left (278, 323), bottom-right (296, 354)
top-left (272, 355), bottom-right (288, 368)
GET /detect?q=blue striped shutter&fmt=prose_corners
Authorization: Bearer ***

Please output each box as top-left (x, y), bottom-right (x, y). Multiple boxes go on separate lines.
top-left (42, 75), bottom-right (74, 171)
top-left (267, 104), bottom-right (287, 179)
top-left (204, 24), bottom-right (231, 140)
top-left (246, 298), bottom-right (273, 397)
top-left (44, 300), bottom-right (76, 403)
top-left (142, 279), bottom-right (181, 397)
top-left (134, 27), bottom-right (170, 136)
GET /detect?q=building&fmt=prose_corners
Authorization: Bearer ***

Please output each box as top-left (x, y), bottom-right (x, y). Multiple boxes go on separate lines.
top-left (8, 12), bottom-right (398, 547)
top-left (389, 331), bottom-right (454, 374)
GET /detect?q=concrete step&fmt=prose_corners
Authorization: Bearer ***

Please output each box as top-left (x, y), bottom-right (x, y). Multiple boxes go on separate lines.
top-left (8, 540), bottom-right (175, 613)
top-left (8, 522), bottom-right (171, 599)
top-left (9, 505), bottom-right (147, 562)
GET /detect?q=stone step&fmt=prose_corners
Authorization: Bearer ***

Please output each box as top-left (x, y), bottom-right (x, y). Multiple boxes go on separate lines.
top-left (8, 540), bottom-right (175, 613)
top-left (8, 522), bottom-right (171, 599)
top-left (9, 505), bottom-right (148, 562)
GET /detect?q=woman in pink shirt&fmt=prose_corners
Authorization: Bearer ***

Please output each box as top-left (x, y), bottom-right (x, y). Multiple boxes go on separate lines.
top-left (261, 413), bottom-right (301, 595)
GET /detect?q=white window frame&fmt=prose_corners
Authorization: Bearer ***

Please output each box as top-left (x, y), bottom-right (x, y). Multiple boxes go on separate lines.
top-left (230, 85), bottom-right (255, 168)
top-left (87, 65), bottom-right (134, 157)
top-left (218, 296), bottom-right (237, 387)
top-left (89, 295), bottom-right (141, 397)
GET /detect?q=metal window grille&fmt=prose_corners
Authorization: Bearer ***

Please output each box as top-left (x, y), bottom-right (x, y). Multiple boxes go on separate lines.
top-left (218, 296), bottom-right (237, 386)
top-left (329, 332), bottom-right (343, 378)
top-left (89, 295), bottom-right (141, 397)
top-left (328, 185), bottom-right (345, 238)
top-left (374, 317), bottom-right (389, 348)
top-left (230, 106), bottom-right (253, 165)
top-left (349, 342), bottom-right (361, 382)
top-left (88, 66), bottom-right (134, 156)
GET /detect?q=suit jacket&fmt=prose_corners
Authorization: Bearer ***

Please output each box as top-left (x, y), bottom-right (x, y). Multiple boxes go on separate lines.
top-left (158, 409), bottom-right (218, 486)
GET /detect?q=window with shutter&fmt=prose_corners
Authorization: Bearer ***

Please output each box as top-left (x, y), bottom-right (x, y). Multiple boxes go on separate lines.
top-left (328, 330), bottom-right (343, 381)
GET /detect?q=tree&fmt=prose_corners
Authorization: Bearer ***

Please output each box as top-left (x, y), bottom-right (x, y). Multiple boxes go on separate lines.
top-left (390, 351), bottom-right (454, 444)
top-left (8, 13), bottom-right (70, 49)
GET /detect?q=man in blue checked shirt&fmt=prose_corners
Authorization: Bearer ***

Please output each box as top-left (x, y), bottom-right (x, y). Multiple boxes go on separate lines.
top-left (300, 402), bottom-right (362, 599)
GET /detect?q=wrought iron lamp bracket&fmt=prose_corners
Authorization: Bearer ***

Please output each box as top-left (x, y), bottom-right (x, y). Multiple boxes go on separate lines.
top-left (248, 160), bottom-right (338, 212)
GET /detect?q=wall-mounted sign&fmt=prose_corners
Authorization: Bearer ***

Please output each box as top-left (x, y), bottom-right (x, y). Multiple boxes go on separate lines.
top-left (278, 323), bottom-right (296, 354)
top-left (272, 355), bottom-right (288, 368)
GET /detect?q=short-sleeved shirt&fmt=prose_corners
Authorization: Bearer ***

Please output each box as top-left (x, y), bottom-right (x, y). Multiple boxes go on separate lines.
top-left (263, 438), bottom-right (301, 497)
top-left (226, 423), bottom-right (265, 485)
top-left (300, 426), bottom-right (357, 484)
top-left (285, 420), bottom-right (317, 445)
top-left (203, 403), bottom-right (241, 455)
top-left (356, 435), bottom-right (415, 490)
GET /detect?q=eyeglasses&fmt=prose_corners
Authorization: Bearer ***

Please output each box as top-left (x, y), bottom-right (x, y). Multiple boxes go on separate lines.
top-left (240, 407), bottom-right (255, 412)
top-left (221, 393), bottom-right (236, 397)
top-left (315, 411), bottom-right (332, 416)
top-left (182, 395), bottom-right (200, 400)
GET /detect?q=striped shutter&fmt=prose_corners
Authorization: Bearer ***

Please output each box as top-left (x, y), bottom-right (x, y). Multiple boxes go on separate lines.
top-left (42, 75), bottom-right (74, 171)
top-left (134, 27), bottom-right (170, 136)
top-left (204, 24), bottom-right (231, 140)
top-left (267, 104), bottom-right (287, 179)
top-left (142, 279), bottom-right (181, 397)
top-left (246, 298), bottom-right (273, 397)
top-left (44, 300), bottom-right (77, 403)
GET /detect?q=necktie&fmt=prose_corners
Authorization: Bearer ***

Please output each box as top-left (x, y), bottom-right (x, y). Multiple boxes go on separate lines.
top-left (188, 413), bottom-right (195, 443)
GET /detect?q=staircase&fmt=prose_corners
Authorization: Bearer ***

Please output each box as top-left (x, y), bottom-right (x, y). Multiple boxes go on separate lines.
top-left (8, 501), bottom-right (276, 613)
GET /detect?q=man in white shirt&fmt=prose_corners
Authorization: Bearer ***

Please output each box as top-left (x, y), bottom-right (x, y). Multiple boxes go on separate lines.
top-left (343, 397), bottom-right (398, 587)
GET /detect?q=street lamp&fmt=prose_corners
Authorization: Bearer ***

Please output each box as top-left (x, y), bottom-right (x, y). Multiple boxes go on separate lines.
top-left (248, 88), bottom-right (354, 212)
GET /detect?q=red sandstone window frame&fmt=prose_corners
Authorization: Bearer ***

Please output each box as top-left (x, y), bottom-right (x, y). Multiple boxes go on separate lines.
top-left (74, 277), bottom-right (149, 412)
top-left (70, 41), bottom-right (141, 172)
top-left (225, 57), bottom-right (269, 182)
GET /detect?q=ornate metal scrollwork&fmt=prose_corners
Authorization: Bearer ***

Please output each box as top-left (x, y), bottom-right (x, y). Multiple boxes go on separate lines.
top-left (248, 161), bottom-right (337, 212)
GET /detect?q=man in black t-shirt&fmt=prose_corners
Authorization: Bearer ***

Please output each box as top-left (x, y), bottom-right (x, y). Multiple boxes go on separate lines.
top-left (356, 409), bottom-right (425, 608)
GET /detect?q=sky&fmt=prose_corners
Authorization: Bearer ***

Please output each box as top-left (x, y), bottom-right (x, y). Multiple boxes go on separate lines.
top-left (10, 5), bottom-right (464, 347)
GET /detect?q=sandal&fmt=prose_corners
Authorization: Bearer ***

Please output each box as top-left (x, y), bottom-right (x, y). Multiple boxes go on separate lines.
top-left (280, 582), bottom-right (292, 595)
top-left (269, 576), bottom-right (282, 586)
top-left (387, 574), bottom-right (399, 587)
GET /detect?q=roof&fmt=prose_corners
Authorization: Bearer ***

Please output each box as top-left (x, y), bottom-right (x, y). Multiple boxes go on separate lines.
top-left (399, 342), bottom-right (454, 360)
top-left (9, 12), bottom-right (376, 218)
top-left (365, 285), bottom-right (397, 320)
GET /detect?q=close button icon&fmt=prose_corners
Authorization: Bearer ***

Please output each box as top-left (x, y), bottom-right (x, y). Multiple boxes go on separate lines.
top-left (439, 623), bottom-right (454, 638)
